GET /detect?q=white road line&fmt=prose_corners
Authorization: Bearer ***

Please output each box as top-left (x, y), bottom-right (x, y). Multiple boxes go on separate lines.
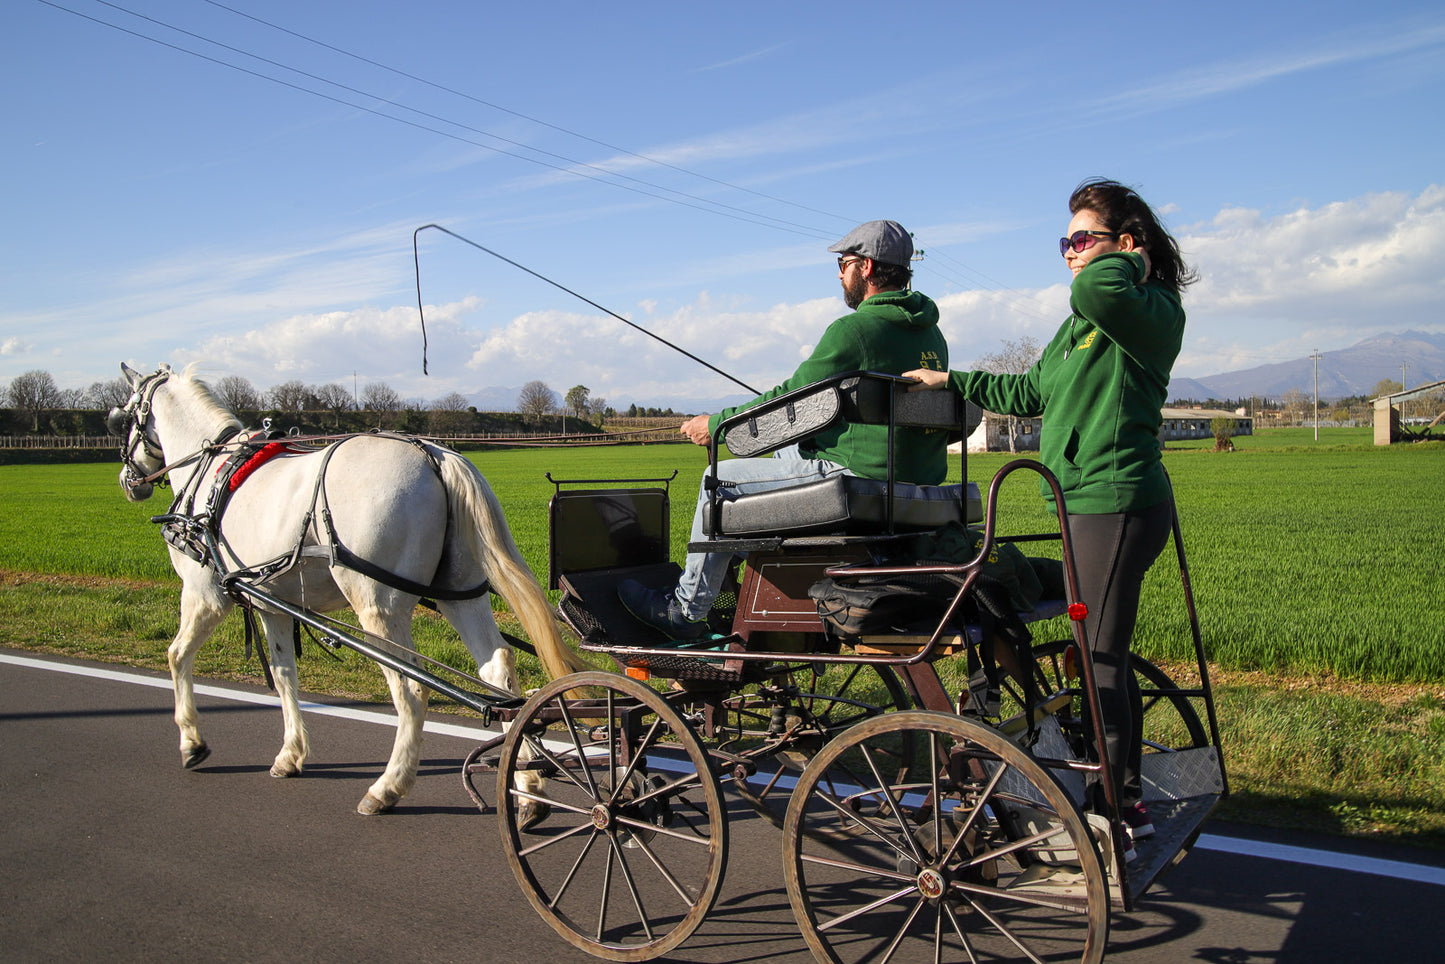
top-left (7, 650), bottom-right (1445, 888)
top-left (0, 650), bottom-right (499, 741)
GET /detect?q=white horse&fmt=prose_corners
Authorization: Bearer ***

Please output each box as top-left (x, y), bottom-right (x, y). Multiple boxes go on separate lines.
top-left (109, 363), bottom-right (586, 815)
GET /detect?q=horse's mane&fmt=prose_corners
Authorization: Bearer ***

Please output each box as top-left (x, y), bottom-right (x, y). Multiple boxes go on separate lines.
top-left (174, 364), bottom-right (244, 430)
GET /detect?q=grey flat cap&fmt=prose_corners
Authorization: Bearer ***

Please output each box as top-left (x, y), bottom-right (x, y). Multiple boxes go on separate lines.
top-left (828, 220), bottom-right (913, 266)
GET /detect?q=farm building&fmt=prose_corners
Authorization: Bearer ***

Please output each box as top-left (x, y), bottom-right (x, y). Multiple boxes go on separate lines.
top-left (956, 408), bottom-right (1251, 453)
top-left (1372, 379), bottom-right (1445, 445)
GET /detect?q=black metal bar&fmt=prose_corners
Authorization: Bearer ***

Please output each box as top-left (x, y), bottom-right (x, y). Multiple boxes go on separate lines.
top-left (227, 581), bottom-right (525, 719)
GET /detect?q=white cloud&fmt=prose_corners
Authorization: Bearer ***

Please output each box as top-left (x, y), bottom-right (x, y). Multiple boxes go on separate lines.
top-left (1, 338), bottom-right (28, 356)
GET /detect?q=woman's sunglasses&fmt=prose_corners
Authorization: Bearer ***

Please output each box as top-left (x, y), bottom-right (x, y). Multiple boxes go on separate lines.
top-left (1059, 230), bottom-right (1120, 256)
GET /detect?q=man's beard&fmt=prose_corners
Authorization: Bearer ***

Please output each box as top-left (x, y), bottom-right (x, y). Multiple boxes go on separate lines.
top-left (842, 273), bottom-right (868, 309)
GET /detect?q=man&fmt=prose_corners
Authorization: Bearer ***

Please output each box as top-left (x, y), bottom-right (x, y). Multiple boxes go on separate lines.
top-left (619, 219), bottom-right (949, 639)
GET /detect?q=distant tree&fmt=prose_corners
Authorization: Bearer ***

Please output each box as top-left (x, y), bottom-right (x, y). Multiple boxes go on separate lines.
top-left (627, 402), bottom-right (638, 417)
top-left (517, 381), bottom-right (557, 424)
top-left (564, 385), bottom-right (591, 419)
top-left (1372, 379), bottom-right (1402, 398)
top-left (359, 381), bottom-right (402, 429)
top-left (312, 383), bottom-right (353, 428)
top-left (429, 391), bottom-right (471, 435)
top-left (55, 387), bottom-right (85, 409)
top-left (972, 337), bottom-right (1042, 452)
top-left (214, 375), bottom-right (262, 413)
top-left (589, 397), bottom-right (607, 419)
top-left (6, 369), bottom-right (61, 431)
top-left (1210, 416), bottom-right (1235, 452)
top-left (1281, 388), bottom-right (1308, 426)
top-left (267, 380), bottom-right (315, 413)
top-left (84, 377), bottom-right (132, 411)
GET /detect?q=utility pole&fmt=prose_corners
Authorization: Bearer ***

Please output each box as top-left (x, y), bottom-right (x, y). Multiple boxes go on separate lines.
top-left (1311, 350), bottom-right (1322, 441)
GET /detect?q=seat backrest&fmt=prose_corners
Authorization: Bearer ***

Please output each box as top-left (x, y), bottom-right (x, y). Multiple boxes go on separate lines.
top-left (547, 487), bottom-right (669, 589)
top-left (720, 371), bottom-right (981, 459)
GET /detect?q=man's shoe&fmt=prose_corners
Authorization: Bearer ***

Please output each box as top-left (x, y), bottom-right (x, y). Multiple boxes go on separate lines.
top-left (1124, 802), bottom-right (1155, 841)
top-left (618, 580), bottom-right (709, 640)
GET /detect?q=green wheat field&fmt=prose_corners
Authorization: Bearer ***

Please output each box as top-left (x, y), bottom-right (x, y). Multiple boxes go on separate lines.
top-left (2, 428), bottom-right (1443, 844)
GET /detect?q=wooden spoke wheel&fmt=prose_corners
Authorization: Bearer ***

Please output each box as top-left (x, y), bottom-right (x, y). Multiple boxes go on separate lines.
top-left (497, 672), bottom-right (727, 962)
top-left (783, 711), bottom-right (1109, 964)
top-left (715, 661), bottom-right (914, 831)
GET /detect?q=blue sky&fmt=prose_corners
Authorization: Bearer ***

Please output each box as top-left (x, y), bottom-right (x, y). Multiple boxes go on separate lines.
top-left (4, 0), bottom-right (1443, 411)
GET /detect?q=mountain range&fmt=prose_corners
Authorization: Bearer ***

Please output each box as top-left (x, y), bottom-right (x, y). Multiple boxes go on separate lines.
top-left (1166, 331), bottom-right (1445, 403)
top-left (464, 331), bottom-right (1445, 413)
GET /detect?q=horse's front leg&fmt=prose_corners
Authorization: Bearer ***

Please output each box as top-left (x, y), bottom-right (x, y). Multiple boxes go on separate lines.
top-left (168, 581), bottom-right (231, 769)
top-left (256, 612), bottom-right (310, 778)
top-left (355, 606), bottom-right (429, 815)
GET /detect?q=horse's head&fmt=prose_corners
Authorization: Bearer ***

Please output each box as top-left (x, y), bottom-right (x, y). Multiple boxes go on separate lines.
top-left (108, 363), bottom-right (171, 502)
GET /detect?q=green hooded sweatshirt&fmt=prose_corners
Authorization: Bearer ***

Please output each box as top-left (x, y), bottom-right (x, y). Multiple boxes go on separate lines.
top-left (947, 252), bottom-right (1184, 513)
top-left (710, 288), bottom-right (949, 484)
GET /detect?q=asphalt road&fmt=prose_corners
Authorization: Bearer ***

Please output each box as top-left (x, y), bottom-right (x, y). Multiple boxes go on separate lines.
top-left (4, 648), bottom-right (1443, 963)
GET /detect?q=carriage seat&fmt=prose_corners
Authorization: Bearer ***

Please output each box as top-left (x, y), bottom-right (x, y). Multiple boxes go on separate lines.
top-left (698, 371), bottom-right (984, 544)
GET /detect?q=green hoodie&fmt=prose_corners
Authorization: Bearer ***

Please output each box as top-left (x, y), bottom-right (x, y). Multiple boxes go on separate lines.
top-left (948, 252), bottom-right (1184, 512)
top-left (710, 288), bottom-right (949, 484)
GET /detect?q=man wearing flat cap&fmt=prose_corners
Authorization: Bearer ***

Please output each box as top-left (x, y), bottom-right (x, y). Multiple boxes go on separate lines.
top-left (620, 220), bottom-right (950, 639)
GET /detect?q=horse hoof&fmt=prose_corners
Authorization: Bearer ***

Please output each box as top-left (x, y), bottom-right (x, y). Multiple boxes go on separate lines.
top-left (518, 800), bottom-right (551, 833)
top-left (357, 792), bottom-right (394, 816)
top-left (270, 761), bottom-right (301, 779)
top-left (182, 745), bottom-right (211, 769)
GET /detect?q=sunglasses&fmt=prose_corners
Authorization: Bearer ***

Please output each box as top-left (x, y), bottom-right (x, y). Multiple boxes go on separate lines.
top-left (837, 255), bottom-right (867, 269)
top-left (1059, 230), bottom-right (1120, 257)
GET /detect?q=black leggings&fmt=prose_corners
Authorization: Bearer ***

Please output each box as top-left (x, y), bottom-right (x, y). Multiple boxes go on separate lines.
top-left (1068, 500), bottom-right (1173, 809)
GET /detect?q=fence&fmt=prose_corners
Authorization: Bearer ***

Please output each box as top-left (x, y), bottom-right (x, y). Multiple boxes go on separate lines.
top-left (0, 435), bottom-right (113, 449)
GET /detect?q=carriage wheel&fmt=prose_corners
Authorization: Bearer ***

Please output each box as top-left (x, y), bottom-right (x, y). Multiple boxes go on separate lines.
top-left (717, 662), bottom-right (914, 831)
top-left (1020, 642), bottom-right (1208, 754)
top-left (497, 672), bottom-right (727, 962)
top-left (783, 711), bottom-right (1109, 964)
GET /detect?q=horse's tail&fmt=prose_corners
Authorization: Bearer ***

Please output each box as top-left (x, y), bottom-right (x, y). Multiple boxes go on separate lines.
top-left (436, 452), bottom-right (590, 680)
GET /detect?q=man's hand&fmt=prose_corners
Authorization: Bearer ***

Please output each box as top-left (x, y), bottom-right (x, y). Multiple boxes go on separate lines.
top-left (902, 369), bottom-right (948, 392)
top-left (681, 413), bottom-right (713, 446)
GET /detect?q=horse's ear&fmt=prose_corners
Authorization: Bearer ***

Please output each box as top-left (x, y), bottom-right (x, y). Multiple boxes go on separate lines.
top-left (120, 363), bottom-right (141, 388)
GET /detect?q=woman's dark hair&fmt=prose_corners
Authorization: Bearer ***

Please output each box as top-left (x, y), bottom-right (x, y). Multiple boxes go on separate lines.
top-left (1069, 178), bottom-right (1198, 292)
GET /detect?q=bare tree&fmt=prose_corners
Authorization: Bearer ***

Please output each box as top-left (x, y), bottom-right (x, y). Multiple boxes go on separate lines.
top-left (214, 375), bottom-right (262, 413)
top-left (429, 391), bottom-right (471, 435)
top-left (517, 380), bottom-right (557, 425)
top-left (972, 337), bottom-right (1042, 452)
top-left (359, 381), bottom-right (403, 429)
top-left (85, 377), bottom-right (132, 411)
top-left (267, 380), bottom-right (316, 413)
top-left (313, 382), bottom-right (353, 428)
top-left (6, 369), bottom-right (61, 431)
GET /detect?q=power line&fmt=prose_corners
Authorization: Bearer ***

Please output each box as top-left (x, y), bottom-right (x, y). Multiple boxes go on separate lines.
top-left (40, 0), bottom-right (836, 240)
top-left (38, 0), bottom-right (1061, 327)
top-left (200, 0), bottom-right (859, 229)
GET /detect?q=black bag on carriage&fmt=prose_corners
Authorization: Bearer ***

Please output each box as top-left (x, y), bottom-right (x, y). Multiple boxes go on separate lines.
top-left (807, 532), bottom-right (1044, 723)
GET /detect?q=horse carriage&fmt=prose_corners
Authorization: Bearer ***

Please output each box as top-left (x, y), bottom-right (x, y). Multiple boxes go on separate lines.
top-left (109, 362), bottom-right (1226, 964)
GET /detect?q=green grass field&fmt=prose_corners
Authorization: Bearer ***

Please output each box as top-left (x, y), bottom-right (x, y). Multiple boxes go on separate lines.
top-left (3, 429), bottom-right (1443, 845)
top-left (6, 429), bottom-right (1439, 682)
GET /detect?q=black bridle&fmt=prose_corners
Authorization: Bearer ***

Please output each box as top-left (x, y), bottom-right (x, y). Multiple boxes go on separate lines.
top-left (107, 367), bottom-right (173, 498)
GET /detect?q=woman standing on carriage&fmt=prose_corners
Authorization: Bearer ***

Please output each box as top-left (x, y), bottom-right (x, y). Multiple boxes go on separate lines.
top-left (905, 177), bottom-right (1197, 846)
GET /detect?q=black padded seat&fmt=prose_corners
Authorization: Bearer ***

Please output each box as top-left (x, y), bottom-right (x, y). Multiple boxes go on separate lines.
top-left (704, 475), bottom-right (982, 538)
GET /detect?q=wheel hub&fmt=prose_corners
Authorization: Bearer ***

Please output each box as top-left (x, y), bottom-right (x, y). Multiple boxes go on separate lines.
top-left (590, 803), bottom-right (612, 830)
top-left (917, 866), bottom-right (947, 900)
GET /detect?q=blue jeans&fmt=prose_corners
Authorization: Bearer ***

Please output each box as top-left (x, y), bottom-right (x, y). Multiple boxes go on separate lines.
top-left (674, 444), bottom-right (848, 619)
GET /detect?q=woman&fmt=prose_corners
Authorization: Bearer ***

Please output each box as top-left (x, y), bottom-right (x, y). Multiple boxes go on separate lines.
top-left (905, 177), bottom-right (1196, 847)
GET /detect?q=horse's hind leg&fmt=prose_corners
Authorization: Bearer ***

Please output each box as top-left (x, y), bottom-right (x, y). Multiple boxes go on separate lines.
top-left (353, 603), bottom-right (428, 815)
top-left (256, 611), bottom-right (310, 778)
top-left (168, 580), bottom-right (231, 769)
